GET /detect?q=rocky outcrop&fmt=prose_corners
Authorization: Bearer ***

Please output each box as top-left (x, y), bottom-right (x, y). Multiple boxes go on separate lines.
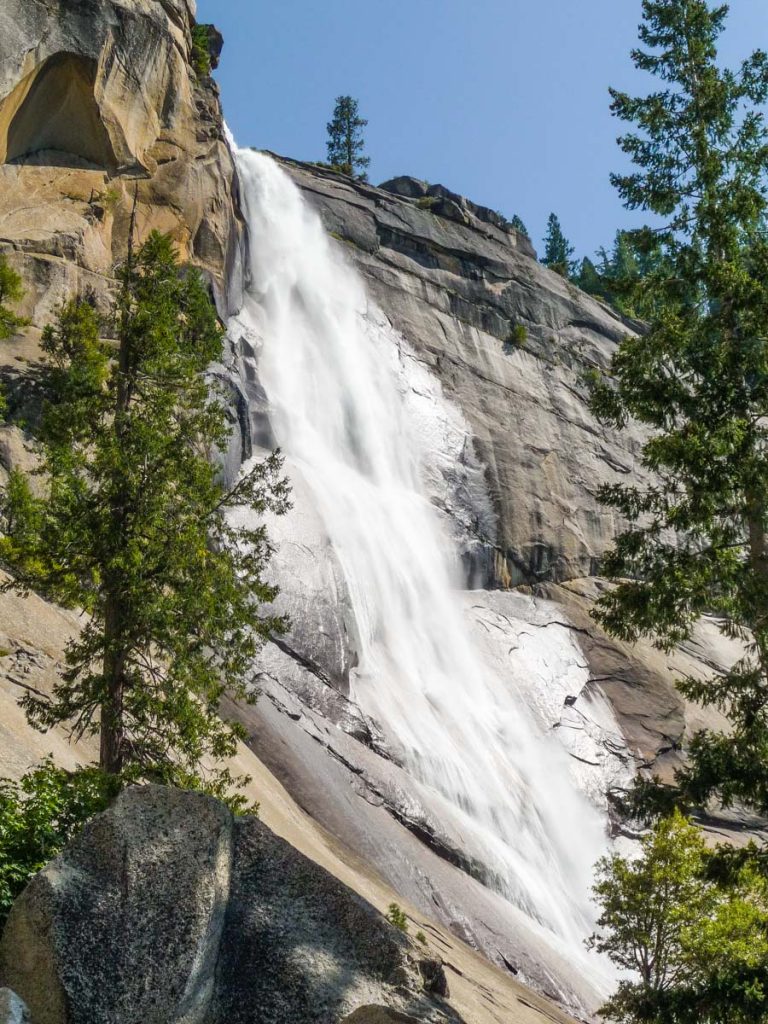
top-left (0, 990), bottom-right (29, 1024)
top-left (0, 786), bottom-right (462, 1024)
top-left (0, 0), bottom-right (244, 491)
top-left (0, 0), bottom-right (241, 310)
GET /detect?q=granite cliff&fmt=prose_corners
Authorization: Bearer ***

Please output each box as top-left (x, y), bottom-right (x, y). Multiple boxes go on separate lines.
top-left (218, 154), bottom-right (757, 1010)
top-left (0, 0), bottom-right (242, 484)
top-left (0, 1), bottom-right (763, 1022)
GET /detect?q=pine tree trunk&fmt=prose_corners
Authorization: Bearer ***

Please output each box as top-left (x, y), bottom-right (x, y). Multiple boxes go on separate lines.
top-left (748, 514), bottom-right (768, 580)
top-left (99, 258), bottom-right (133, 776)
top-left (746, 493), bottom-right (768, 670)
top-left (746, 490), bottom-right (768, 584)
top-left (100, 594), bottom-right (126, 775)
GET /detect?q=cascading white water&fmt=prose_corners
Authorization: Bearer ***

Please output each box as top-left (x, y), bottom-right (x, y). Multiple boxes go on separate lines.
top-left (234, 148), bottom-right (610, 973)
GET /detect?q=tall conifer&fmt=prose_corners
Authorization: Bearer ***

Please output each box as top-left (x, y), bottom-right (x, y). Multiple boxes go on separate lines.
top-left (589, 0), bottom-right (768, 816)
top-left (1, 233), bottom-right (290, 797)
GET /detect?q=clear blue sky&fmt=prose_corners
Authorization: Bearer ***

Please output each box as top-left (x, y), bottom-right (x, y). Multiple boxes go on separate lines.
top-left (197, 0), bottom-right (768, 259)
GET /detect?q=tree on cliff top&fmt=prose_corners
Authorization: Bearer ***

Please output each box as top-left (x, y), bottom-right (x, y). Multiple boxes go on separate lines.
top-left (577, 230), bottom-right (669, 319)
top-left (509, 214), bottom-right (530, 239)
top-left (588, 0), bottom-right (768, 819)
top-left (541, 212), bottom-right (576, 278)
top-left (0, 232), bottom-right (290, 799)
top-left (326, 95), bottom-right (371, 181)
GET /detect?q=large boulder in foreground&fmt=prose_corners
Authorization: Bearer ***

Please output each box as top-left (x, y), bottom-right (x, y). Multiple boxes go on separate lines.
top-left (0, 786), bottom-right (460, 1024)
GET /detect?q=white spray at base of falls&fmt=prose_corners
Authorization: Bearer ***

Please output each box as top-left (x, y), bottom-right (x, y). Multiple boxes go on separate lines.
top-left (234, 149), bottom-right (612, 980)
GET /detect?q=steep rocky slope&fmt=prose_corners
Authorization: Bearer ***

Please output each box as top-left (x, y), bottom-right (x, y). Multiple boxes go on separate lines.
top-left (0, 583), bottom-right (578, 1024)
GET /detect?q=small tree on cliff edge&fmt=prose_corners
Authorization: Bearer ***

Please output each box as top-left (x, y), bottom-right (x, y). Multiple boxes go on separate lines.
top-left (326, 95), bottom-right (371, 180)
top-left (588, 0), bottom-right (768, 818)
top-left (509, 214), bottom-right (530, 239)
top-left (0, 231), bottom-right (290, 798)
top-left (541, 213), bottom-right (576, 278)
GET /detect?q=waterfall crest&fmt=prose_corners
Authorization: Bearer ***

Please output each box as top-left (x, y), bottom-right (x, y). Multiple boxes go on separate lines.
top-left (233, 148), bottom-right (611, 977)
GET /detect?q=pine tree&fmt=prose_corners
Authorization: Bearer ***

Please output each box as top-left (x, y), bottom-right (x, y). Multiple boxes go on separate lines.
top-left (0, 254), bottom-right (27, 341)
top-left (578, 230), bottom-right (668, 317)
top-left (0, 232), bottom-right (290, 798)
top-left (326, 95), bottom-right (371, 181)
top-left (541, 213), bottom-right (576, 278)
top-left (588, 0), bottom-right (768, 817)
top-left (509, 214), bottom-right (530, 239)
top-left (576, 256), bottom-right (608, 301)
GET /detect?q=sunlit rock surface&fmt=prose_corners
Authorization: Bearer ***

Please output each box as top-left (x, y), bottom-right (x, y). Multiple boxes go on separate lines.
top-left (222, 155), bottom-right (766, 1015)
top-left (0, 0), bottom-right (242, 358)
top-left (275, 156), bottom-right (648, 587)
top-left (0, 786), bottom-right (464, 1024)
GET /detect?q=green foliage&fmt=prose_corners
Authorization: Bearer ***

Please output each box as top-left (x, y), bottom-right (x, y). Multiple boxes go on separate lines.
top-left (507, 323), bottom-right (528, 348)
top-left (326, 96), bottom-right (371, 181)
top-left (509, 214), bottom-right (530, 239)
top-left (416, 196), bottom-right (439, 211)
top-left (190, 24), bottom-right (212, 78)
top-left (415, 930), bottom-right (427, 945)
top-left (0, 254), bottom-right (28, 342)
top-left (541, 213), bottom-right (576, 278)
top-left (588, 0), bottom-right (768, 818)
top-left (386, 902), bottom-right (409, 932)
top-left (0, 232), bottom-right (290, 800)
top-left (590, 812), bottom-right (768, 1024)
top-left (0, 759), bottom-right (117, 928)
top-left (577, 230), bottom-right (670, 318)
top-left (93, 187), bottom-right (121, 213)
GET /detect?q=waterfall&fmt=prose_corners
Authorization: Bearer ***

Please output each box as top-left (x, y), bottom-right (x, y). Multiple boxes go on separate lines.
top-left (233, 148), bottom-right (611, 981)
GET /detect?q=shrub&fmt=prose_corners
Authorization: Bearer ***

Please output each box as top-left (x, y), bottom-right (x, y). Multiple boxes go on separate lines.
top-left (416, 196), bottom-right (439, 212)
top-left (0, 760), bottom-right (118, 927)
top-left (416, 930), bottom-right (427, 945)
top-left (507, 324), bottom-right (527, 347)
top-left (190, 24), bottom-right (212, 78)
top-left (92, 187), bottom-right (120, 213)
top-left (386, 902), bottom-right (409, 932)
top-left (102, 187), bottom-right (120, 211)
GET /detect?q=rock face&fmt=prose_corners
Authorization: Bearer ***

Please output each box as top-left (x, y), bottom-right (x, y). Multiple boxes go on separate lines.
top-left (275, 156), bottom-right (647, 587)
top-left (0, 0), bottom-right (242, 360)
top-left (0, 786), bottom-right (461, 1024)
top-left (0, 990), bottom-right (29, 1024)
top-left (0, 0), bottom-right (244, 490)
